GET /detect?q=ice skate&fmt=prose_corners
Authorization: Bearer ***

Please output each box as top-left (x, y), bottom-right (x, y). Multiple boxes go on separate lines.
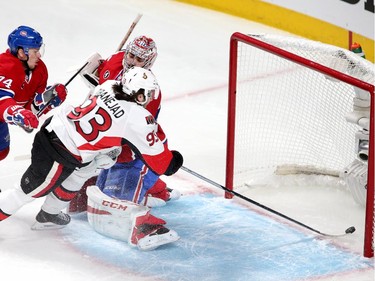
top-left (136, 225), bottom-right (180, 251)
top-left (130, 213), bottom-right (180, 250)
top-left (31, 209), bottom-right (71, 230)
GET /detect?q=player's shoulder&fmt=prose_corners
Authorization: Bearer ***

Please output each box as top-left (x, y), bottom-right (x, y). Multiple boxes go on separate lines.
top-left (0, 51), bottom-right (21, 69)
top-left (0, 49), bottom-right (14, 59)
top-left (99, 51), bottom-right (125, 82)
top-left (92, 80), bottom-right (119, 100)
top-left (102, 51), bottom-right (125, 67)
top-left (0, 52), bottom-right (25, 86)
top-left (107, 50), bottom-right (126, 62)
top-left (127, 101), bottom-right (156, 124)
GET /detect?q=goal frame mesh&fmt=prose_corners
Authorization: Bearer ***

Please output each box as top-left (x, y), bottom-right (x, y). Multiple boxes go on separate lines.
top-left (226, 32), bottom-right (374, 258)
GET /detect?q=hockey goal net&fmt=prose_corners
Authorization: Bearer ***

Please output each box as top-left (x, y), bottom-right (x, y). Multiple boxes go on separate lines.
top-left (226, 32), bottom-right (374, 258)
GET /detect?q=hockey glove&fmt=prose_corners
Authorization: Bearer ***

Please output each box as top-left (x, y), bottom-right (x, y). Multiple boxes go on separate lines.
top-left (33, 83), bottom-right (68, 115)
top-left (94, 147), bottom-right (122, 169)
top-left (79, 52), bottom-right (102, 90)
top-left (4, 105), bottom-right (39, 130)
top-left (164, 150), bottom-right (183, 176)
top-left (94, 154), bottom-right (117, 169)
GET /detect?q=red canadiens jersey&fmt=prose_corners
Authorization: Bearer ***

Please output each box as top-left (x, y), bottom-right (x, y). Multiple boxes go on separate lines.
top-left (0, 49), bottom-right (48, 119)
top-left (97, 51), bottom-right (124, 84)
top-left (97, 51), bottom-right (165, 163)
top-left (48, 80), bottom-right (173, 175)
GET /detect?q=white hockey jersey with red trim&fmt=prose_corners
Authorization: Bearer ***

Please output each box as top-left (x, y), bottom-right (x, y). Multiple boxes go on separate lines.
top-left (47, 80), bottom-right (173, 175)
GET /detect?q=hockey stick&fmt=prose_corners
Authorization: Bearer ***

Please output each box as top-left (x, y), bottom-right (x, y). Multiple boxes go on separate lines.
top-left (21, 14), bottom-right (143, 133)
top-left (38, 12), bottom-right (142, 118)
top-left (180, 166), bottom-right (356, 237)
top-left (80, 13), bottom-right (143, 90)
top-left (36, 61), bottom-right (89, 118)
top-left (116, 13), bottom-right (143, 52)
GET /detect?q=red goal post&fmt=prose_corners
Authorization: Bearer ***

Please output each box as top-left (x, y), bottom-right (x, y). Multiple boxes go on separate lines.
top-left (226, 32), bottom-right (374, 257)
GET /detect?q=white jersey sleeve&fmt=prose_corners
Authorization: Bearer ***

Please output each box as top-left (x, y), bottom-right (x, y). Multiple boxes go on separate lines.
top-left (48, 80), bottom-right (173, 175)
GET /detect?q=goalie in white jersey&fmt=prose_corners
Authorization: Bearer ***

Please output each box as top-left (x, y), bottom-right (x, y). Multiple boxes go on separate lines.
top-left (0, 67), bottom-right (183, 250)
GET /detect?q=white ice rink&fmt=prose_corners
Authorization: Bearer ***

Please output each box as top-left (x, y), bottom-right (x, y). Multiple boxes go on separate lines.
top-left (0, 0), bottom-right (373, 280)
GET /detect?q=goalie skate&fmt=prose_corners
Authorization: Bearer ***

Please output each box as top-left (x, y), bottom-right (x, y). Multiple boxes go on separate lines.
top-left (136, 225), bottom-right (180, 251)
top-left (130, 212), bottom-right (180, 250)
top-left (31, 209), bottom-right (71, 230)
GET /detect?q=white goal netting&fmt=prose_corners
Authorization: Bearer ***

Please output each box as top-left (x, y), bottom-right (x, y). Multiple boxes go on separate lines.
top-left (231, 34), bottom-right (374, 188)
top-left (227, 33), bottom-right (374, 257)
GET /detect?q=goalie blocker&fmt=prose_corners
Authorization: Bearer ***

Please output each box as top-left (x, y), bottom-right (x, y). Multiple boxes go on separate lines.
top-left (86, 185), bottom-right (180, 250)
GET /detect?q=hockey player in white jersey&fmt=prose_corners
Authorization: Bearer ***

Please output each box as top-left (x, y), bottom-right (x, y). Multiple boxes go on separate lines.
top-left (0, 67), bottom-right (183, 250)
top-left (86, 67), bottom-right (182, 250)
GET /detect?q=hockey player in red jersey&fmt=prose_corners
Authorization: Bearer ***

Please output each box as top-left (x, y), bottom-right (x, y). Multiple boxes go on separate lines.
top-left (0, 26), bottom-right (67, 161)
top-left (0, 66), bottom-right (183, 250)
top-left (68, 35), bottom-right (179, 213)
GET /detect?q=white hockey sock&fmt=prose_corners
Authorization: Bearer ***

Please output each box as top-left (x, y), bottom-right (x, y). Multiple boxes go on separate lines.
top-left (41, 193), bottom-right (69, 215)
top-left (0, 187), bottom-right (34, 215)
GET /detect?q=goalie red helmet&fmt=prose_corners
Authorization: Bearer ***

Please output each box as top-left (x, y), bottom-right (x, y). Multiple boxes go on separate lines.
top-left (123, 36), bottom-right (158, 69)
top-left (121, 66), bottom-right (159, 106)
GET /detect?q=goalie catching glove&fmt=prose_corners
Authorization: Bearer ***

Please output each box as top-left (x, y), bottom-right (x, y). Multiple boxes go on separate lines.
top-left (32, 83), bottom-right (68, 115)
top-left (3, 105), bottom-right (39, 130)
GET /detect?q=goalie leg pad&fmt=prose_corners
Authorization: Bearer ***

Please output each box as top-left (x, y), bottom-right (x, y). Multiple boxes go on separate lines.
top-left (86, 185), bottom-right (149, 242)
top-left (86, 185), bottom-right (179, 250)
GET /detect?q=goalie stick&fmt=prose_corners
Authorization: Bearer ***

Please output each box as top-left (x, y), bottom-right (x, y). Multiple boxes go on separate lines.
top-left (17, 14), bottom-right (143, 145)
top-left (180, 166), bottom-right (356, 237)
top-left (19, 61), bottom-right (89, 134)
top-left (116, 13), bottom-right (143, 52)
top-left (39, 12), bottom-right (143, 116)
top-left (81, 13), bottom-right (143, 89)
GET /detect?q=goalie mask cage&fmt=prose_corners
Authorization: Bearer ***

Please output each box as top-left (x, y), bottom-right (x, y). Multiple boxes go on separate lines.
top-left (226, 32), bottom-right (374, 258)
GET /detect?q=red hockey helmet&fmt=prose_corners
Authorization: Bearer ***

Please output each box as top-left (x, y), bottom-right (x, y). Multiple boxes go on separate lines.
top-left (123, 36), bottom-right (158, 69)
